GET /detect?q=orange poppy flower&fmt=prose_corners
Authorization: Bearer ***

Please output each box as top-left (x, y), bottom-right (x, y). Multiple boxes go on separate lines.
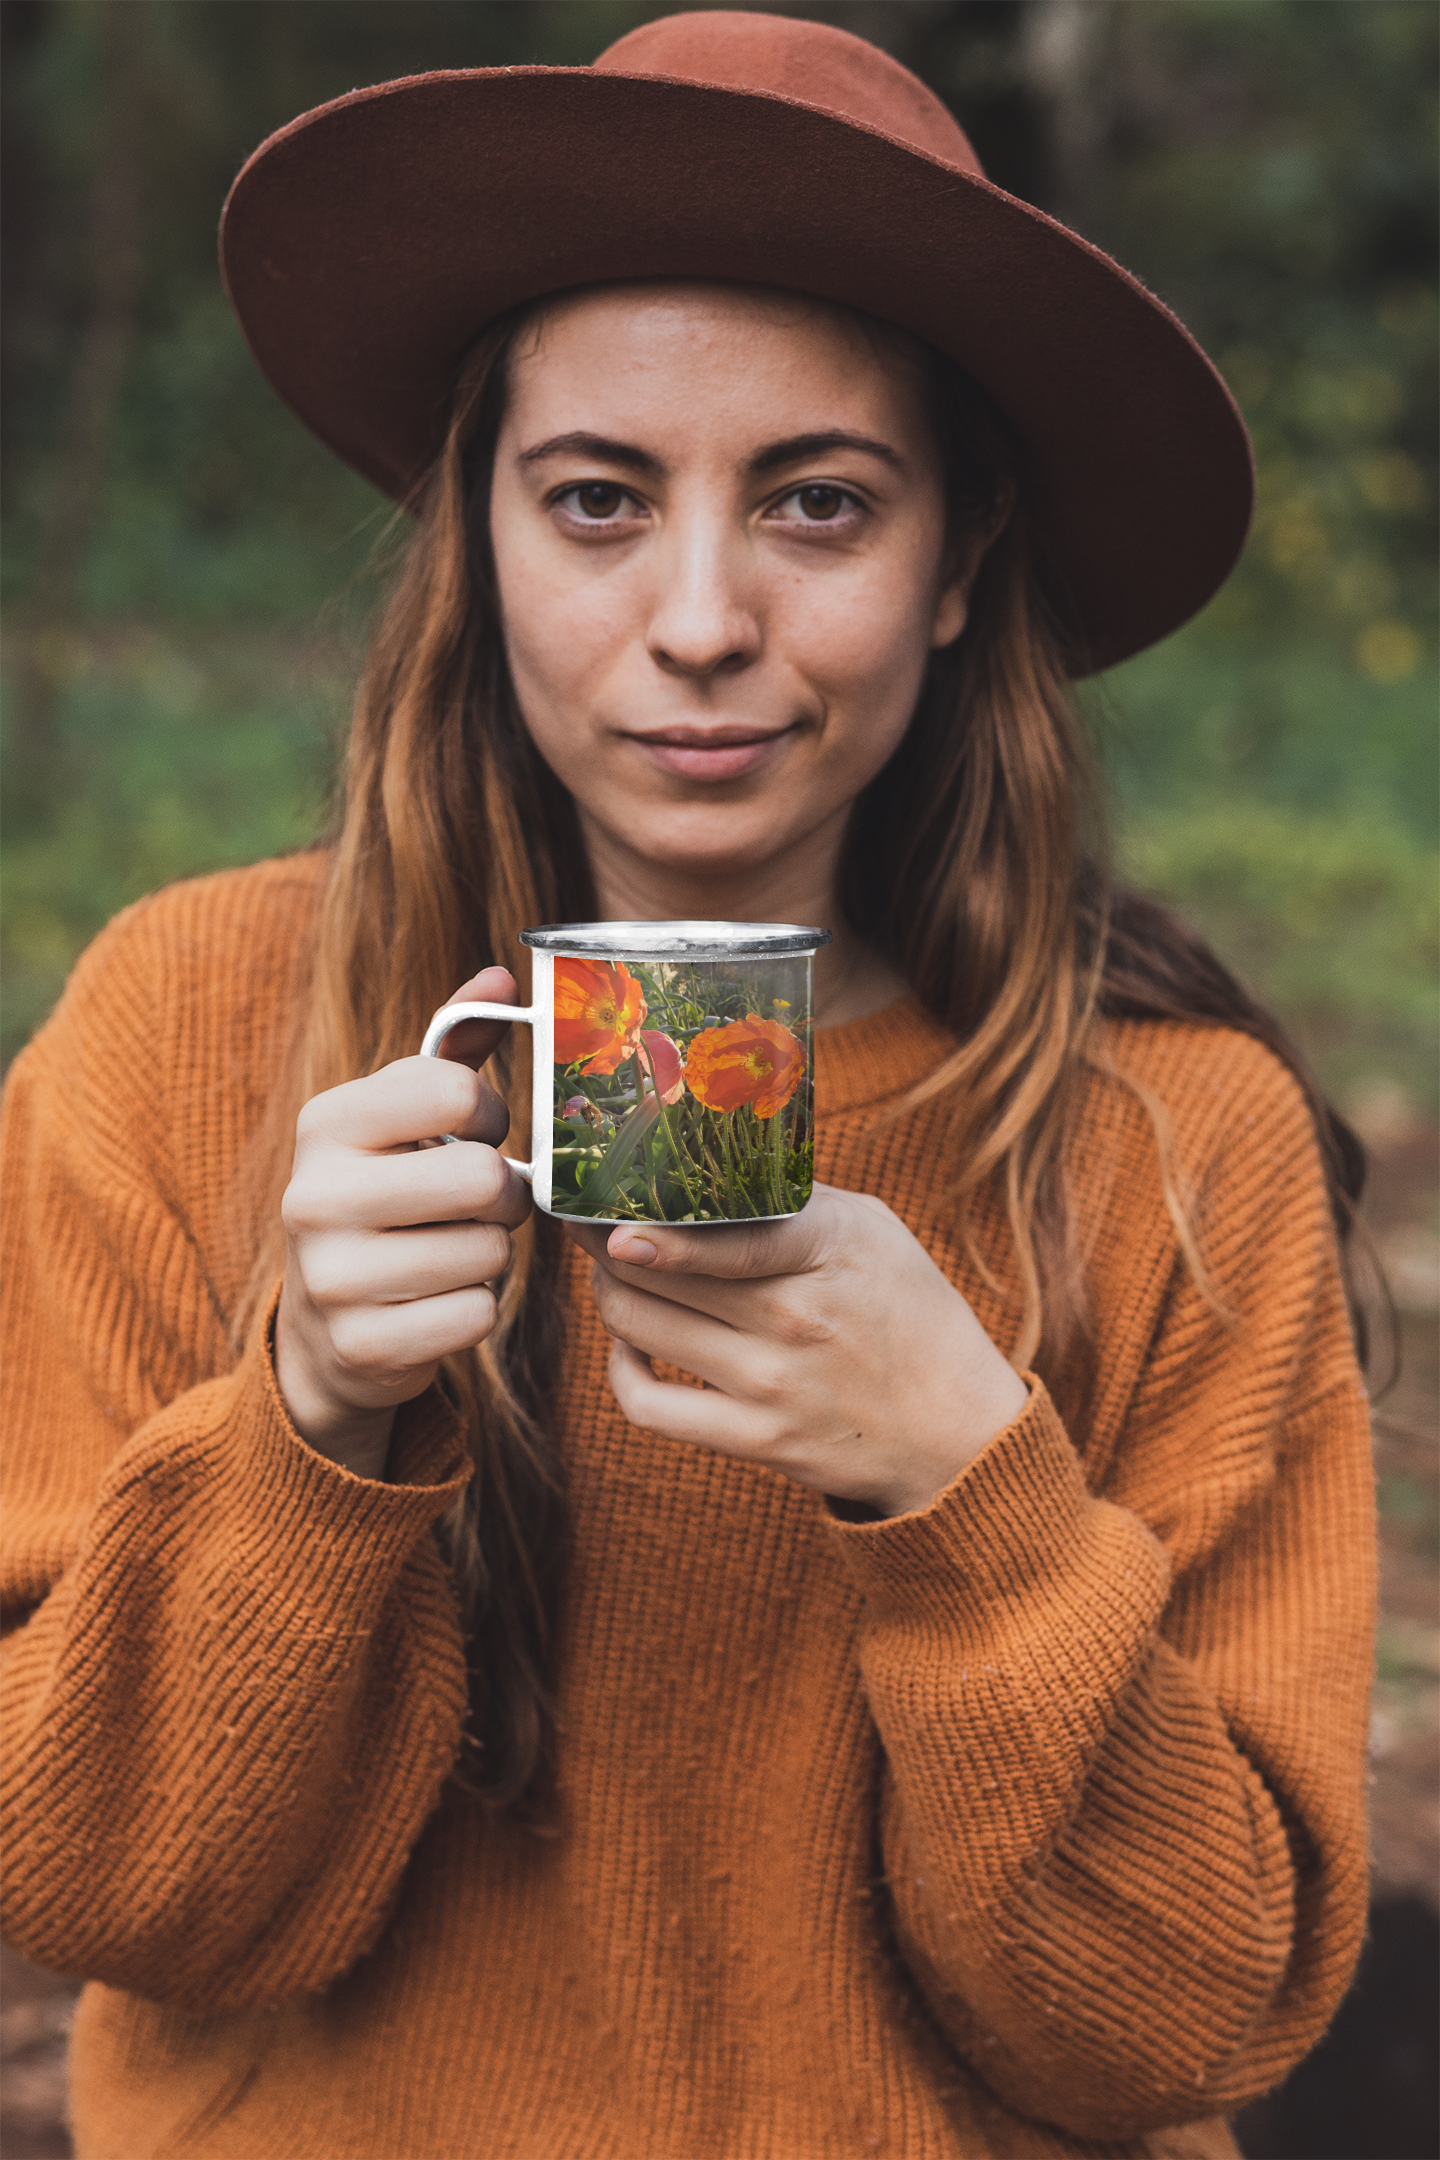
top-left (554, 957), bottom-right (647, 1076)
top-left (684, 1015), bottom-right (805, 1120)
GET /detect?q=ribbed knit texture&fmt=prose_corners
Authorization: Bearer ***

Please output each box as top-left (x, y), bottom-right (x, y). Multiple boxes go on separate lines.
top-left (0, 857), bottom-right (1373, 2160)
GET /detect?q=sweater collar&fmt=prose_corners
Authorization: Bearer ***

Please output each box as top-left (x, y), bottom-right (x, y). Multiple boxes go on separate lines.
top-left (814, 994), bottom-right (958, 1116)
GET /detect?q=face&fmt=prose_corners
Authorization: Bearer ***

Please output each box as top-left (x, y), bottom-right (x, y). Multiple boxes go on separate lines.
top-left (489, 283), bottom-right (972, 905)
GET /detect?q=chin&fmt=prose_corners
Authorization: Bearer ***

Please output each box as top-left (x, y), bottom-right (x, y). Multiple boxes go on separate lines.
top-left (615, 809), bottom-right (803, 886)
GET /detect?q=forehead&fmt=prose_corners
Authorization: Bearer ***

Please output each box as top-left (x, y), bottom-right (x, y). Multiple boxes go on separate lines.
top-left (502, 281), bottom-right (932, 437)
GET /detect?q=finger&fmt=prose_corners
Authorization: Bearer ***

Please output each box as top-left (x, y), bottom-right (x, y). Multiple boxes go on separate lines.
top-left (564, 1221), bottom-right (764, 1326)
top-left (606, 1338), bottom-right (770, 1456)
top-left (590, 1263), bottom-right (742, 1392)
top-left (603, 1187), bottom-right (836, 1283)
top-left (328, 1285), bottom-right (501, 1384)
top-left (432, 967), bottom-right (523, 1070)
top-left (299, 1057), bottom-right (511, 1155)
top-left (444, 1083), bottom-right (515, 1146)
top-left (588, 1244), bottom-right (756, 1327)
top-left (300, 1221), bottom-right (513, 1308)
top-left (287, 1138), bottom-right (531, 1235)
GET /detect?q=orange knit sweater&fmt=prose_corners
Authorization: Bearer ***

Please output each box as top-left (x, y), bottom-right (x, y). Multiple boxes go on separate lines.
top-left (1, 857), bottom-right (1374, 2160)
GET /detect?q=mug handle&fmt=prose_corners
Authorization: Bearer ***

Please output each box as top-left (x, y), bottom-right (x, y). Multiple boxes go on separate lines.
top-left (420, 1001), bottom-right (536, 1184)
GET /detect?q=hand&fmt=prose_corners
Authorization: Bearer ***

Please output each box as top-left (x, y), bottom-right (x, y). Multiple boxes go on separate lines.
top-left (570, 1185), bottom-right (1029, 1518)
top-left (275, 967), bottom-right (532, 1479)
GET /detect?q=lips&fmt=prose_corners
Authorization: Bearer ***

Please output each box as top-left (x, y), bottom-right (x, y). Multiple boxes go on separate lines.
top-left (623, 723), bottom-right (797, 784)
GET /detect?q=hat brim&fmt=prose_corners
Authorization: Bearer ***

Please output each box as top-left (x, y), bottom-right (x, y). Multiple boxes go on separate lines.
top-left (220, 66), bottom-right (1253, 674)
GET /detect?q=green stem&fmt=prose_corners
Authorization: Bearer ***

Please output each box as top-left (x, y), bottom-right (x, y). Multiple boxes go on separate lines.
top-left (634, 1047), bottom-right (700, 1220)
top-left (732, 1107), bottom-right (752, 1217)
top-left (736, 1117), bottom-right (753, 1217)
top-left (718, 1112), bottom-right (739, 1217)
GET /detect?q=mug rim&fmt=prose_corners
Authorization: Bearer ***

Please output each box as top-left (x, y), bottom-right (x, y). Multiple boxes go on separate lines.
top-left (521, 920), bottom-right (832, 959)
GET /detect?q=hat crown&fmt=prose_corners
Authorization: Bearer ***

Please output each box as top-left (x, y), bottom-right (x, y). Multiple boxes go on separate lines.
top-left (593, 10), bottom-right (984, 177)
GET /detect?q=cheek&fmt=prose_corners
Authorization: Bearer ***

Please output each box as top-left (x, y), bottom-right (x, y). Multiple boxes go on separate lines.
top-left (489, 488), bottom-right (632, 748)
top-left (790, 558), bottom-right (939, 760)
top-left (494, 540), bottom-right (595, 726)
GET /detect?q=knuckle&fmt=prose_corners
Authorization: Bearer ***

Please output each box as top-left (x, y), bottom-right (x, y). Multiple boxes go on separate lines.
top-left (607, 1351), bottom-right (641, 1416)
top-left (281, 1176), bottom-right (326, 1239)
top-left (466, 1145), bottom-right (508, 1211)
top-left (474, 1226), bottom-right (512, 1280)
top-left (768, 1282), bottom-right (832, 1350)
top-left (293, 1094), bottom-right (329, 1146)
top-left (327, 1307), bottom-right (383, 1377)
top-left (752, 1347), bottom-right (807, 1419)
top-left (299, 1235), bottom-right (365, 1312)
top-left (589, 1265), bottom-right (621, 1321)
top-left (740, 1404), bottom-right (790, 1467)
top-left (297, 1248), bottom-right (340, 1307)
top-left (642, 1227), bottom-right (691, 1268)
top-left (427, 1285), bottom-right (499, 1358)
top-left (593, 1273), bottom-right (641, 1338)
top-left (747, 1354), bottom-right (788, 1412)
top-left (436, 1060), bottom-right (483, 1120)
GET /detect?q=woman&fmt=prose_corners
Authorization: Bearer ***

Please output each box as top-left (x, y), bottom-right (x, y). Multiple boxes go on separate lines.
top-left (0, 15), bottom-right (1375, 2159)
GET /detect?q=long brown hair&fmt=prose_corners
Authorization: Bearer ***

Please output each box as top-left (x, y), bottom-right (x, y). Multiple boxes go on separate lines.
top-left (236, 295), bottom-right (1368, 1809)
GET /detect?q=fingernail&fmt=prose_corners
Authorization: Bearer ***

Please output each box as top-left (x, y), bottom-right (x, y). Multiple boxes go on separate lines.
top-left (613, 1234), bottom-right (658, 1265)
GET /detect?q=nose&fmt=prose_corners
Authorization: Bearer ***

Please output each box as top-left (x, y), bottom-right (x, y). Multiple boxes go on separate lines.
top-left (644, 515), bottom-right (761, 681)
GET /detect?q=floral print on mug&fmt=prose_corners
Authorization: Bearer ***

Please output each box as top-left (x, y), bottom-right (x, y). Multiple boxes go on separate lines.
top-left (550, 955), bottom-right (813, 1222)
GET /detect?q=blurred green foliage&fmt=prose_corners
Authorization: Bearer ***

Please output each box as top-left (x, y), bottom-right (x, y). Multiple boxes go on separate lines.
top-left (2, 0), bottom-right (1436, 1105)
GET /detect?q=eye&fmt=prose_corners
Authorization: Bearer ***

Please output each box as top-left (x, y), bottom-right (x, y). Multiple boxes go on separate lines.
top-left (554, 482), bottom-right (643, 523)
top-left (769, 484), bottom-right (863, 526)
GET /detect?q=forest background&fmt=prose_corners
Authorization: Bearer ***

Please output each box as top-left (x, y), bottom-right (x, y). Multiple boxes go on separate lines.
top-left (3, 0), bottom-right (1436, 1103)
top-left (0, 4), bottom-right (1436, 2158)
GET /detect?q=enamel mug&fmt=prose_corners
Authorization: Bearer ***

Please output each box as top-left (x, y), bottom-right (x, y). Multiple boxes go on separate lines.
top-left (420, 921), bottom-right (832, 1225)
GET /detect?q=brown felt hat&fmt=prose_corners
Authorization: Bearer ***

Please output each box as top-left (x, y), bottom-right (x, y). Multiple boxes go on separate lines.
top-left (219, 9), bottom-right (1253, 674)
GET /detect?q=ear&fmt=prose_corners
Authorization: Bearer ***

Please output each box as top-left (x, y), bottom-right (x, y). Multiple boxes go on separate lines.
top-left (930, 567), bottom-right (972, 650)
top-left (929, 480), bottom-right (1017, 650)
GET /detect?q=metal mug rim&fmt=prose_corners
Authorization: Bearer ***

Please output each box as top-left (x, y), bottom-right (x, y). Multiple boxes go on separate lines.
top-left (520, 920), bottom-right (832, 960)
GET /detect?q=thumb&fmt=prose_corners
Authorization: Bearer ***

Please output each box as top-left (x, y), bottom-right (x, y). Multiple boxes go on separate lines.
top-left (432, 966), bottom-right (522, 1071)
top-left (602, 1184), bottom-right (836, 1281)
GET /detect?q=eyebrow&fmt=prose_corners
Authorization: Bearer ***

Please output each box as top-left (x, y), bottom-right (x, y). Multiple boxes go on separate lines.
top-left (516, 428), bottom-right (906, 479)
top-left (519, 431), bottom-right (664, 475)
top-left (747, 430), bottom-right (905, 476)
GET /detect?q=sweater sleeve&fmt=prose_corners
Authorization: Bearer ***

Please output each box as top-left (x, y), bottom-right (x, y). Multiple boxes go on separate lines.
top-left (0, 905), bottom-right (473, 2009)
top-left (829, 1065), bottom-right (1375, 2143)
